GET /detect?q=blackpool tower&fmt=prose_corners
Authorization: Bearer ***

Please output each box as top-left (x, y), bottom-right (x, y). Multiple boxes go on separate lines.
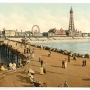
top-left (68, 7), bottom-right (75, 31)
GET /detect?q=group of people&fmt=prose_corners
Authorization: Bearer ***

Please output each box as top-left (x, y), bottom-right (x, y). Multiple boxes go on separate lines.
top-left (0, 62), bottom-right (17, 71)
top-left (62, 53), bottom-right (87, 69)
top-left (0, 59), bottom-right (28, 71)
top-left (38, 56), bottom-right (47, 74)
top-left (7, 62), bottom-right (16, 70)
top-left (40, 60), bottom-right (47, 74)
top-left (27, 54), bottom-right (47, 86)
top-left (28, 68), bottom-right (47, 87)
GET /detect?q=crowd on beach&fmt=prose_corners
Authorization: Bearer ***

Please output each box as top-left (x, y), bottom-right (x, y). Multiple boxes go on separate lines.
top-left (0, 41), bottom-right (88, 87)
top-left (62, 53), bottom-right (87, 68)
top-left (0, 42), bottom-right (48, 87)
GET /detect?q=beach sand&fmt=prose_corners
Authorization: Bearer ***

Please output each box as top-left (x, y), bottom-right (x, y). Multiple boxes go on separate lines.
top-left (0, 40), bottom-right (90, 87)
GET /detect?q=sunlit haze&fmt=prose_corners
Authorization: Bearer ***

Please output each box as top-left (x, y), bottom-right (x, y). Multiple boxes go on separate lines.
top-left (0, 3), bottom-right (90, 33)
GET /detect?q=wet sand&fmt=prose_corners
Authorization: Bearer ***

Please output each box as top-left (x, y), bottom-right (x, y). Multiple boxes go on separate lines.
top-left (0, 40), bottom-right (90, 87)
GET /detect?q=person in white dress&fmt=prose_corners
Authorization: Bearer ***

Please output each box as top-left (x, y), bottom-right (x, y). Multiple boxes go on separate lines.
top-left (12, 62), bottom-right (16, 70)
top-left (40, 67), bottom-right (44, 75)
top-left (65, 58), bottom-right (68, 68)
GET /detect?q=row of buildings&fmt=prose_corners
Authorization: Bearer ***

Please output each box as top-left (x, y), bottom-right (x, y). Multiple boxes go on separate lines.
top-left (1, 7), bottom-right (90, 38)
top-left (1, 28), bottom-right (90, 38)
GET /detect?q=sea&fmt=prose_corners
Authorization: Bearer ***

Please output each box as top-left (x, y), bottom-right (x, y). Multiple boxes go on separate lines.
top-left (31, 41), bottom-right (90, 55)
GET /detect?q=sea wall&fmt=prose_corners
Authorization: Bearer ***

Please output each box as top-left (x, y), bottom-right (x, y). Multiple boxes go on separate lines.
top-left (31, 44), bottom-right (90, 58)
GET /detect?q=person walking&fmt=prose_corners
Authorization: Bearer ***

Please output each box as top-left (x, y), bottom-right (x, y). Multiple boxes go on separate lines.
top-left (39, 56), bottom-right (41, 62)
top-left (43, 63), bottom-right (46, 74)
top-left (65, 58), bottom-right (68, 68)
top-left (68, 55), bottom-right (70, 62)
top-left (62, 60), bottom-right (65, 68)
top-left (40, 60), bottom-right (43, 67)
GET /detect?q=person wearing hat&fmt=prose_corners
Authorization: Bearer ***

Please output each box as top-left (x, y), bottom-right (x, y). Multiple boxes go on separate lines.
top-left (28, 68), bottom-right (34, 75)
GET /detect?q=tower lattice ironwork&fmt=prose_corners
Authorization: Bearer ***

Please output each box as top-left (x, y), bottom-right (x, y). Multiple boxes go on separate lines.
top-left (68, 7), bottom-right (75, 31)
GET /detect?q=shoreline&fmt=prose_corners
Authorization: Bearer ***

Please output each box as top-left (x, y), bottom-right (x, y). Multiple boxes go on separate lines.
top-left (30, 39), bottom-right (90, 43)
top-left (8, 37), bottom-right (90, 43)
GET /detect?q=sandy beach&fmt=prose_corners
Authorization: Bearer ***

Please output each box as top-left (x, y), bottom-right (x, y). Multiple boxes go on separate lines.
top-left (0, 39), bottom-right (90, 87)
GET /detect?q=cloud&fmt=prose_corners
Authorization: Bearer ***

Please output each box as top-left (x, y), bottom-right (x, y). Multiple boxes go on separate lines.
top-left (75, 17), bottom-right (90, 33)
top-left (0, 4), bottom-right (90, 33)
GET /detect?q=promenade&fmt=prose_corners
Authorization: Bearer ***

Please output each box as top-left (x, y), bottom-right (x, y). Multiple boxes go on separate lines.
top-left (0, 39), bottom-right (90, 87)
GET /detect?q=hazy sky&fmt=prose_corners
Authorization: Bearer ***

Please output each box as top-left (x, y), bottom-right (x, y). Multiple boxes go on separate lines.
top-left (0, 3), bottom-right (90, 33)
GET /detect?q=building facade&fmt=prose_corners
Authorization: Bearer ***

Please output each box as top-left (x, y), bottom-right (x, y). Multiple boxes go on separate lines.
top-left (48, 28), bottom-right (66, 37)
top-left (2, 29), bottom-right (16, 37)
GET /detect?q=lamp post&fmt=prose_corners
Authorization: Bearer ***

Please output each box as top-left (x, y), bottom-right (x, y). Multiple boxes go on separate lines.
top-left (29, 31), bottom-right (30, 39)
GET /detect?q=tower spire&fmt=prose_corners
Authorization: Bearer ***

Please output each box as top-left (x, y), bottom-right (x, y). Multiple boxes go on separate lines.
top-left (70, 6), bottom-right (73, 13)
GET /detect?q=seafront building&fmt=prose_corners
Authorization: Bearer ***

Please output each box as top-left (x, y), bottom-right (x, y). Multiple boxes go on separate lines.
top-left (15, 30), bottom-right (25, 37)
top-left (2, 28), bottom-right (16, 37)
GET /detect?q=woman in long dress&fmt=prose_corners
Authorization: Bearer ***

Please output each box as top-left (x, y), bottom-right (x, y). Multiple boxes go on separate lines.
top-left (40, 67), bottom-right (44, 75)
top-left (65, 58), bottom-right (68, 68)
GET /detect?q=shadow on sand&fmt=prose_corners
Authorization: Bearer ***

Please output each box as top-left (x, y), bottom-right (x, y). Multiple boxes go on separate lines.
top-left (51, 65), bottom-right (62, 68)
top-left (30, 59), bottom-right (39, 62)
top-left (82, 78), bottom-right (90, 81)
top-left (18, 69), bottom-right (28, 75)
top-left (30, 64), bottom-right (40, 67)
top-left (17, 75), bottom-right (30, 83)
top-left (22, 84), bottom-right (34, 87)
top-left (41, 55), bottom-right (48, 57)
top-left (72, 64), bottom-right (81, 66)
top-left (47, 70), bottom-right (86, 78)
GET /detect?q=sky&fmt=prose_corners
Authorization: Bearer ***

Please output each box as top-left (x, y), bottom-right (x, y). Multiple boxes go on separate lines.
top-left (0, 1), bottom-right (90, 33)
